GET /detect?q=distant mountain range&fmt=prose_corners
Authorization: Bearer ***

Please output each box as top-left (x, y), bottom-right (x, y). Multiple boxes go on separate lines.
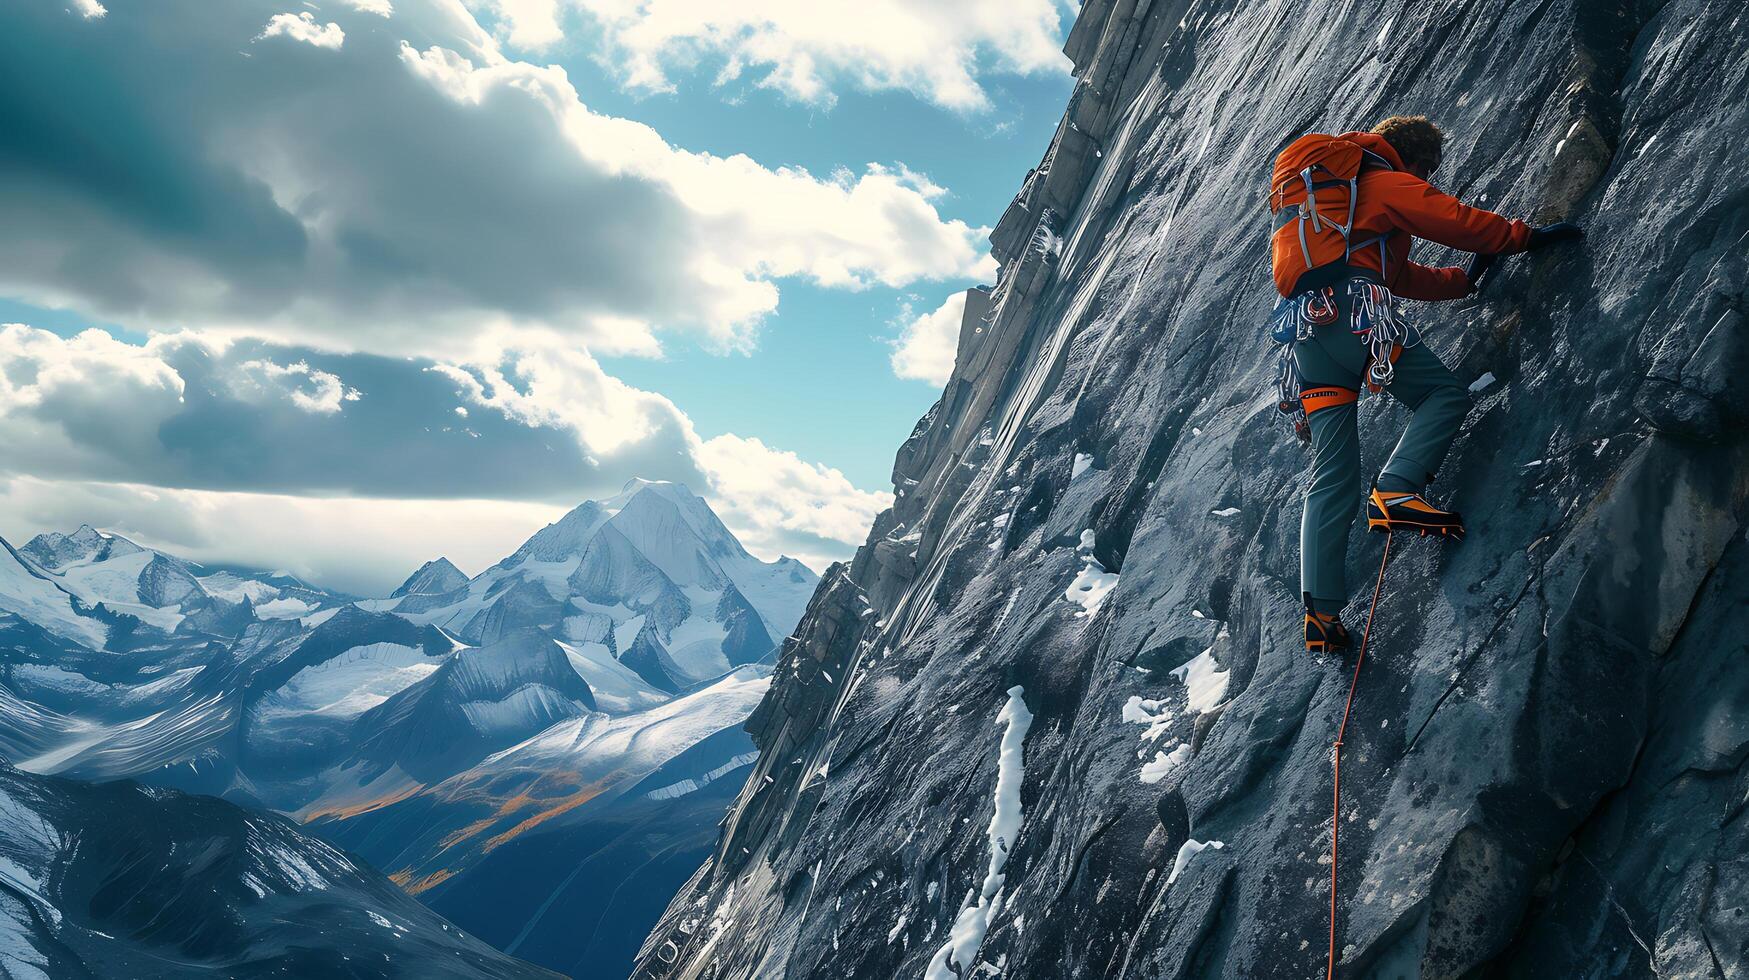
top-left (0, 479), bottom-right (818, 976)
top-left (1, 522), bottom-right (347, 654)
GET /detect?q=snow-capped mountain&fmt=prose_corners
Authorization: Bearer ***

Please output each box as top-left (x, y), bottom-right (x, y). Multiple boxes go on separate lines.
top-left (391, 556), bottom-right (469, 598)
top-left (0, 765), bottom-right (556, 978)
top-left (0, 523), bottom-right (349, 653)
top-left (368, 479), bottom-right (815, 695)
top-left (316, 666), bottom-right (772, 972)
top-left (0, 478), bottom-right (818, 977)
top-left (348, 628), bottom-right (602, 783)
top-left (0, 535), bottom-right (107, 650)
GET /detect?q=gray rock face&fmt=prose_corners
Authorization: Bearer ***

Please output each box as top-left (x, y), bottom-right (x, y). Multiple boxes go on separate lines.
top-left (636, 2), bottom-right (1749, 977)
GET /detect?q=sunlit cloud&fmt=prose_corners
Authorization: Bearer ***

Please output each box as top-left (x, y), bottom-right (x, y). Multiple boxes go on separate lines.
top-left (890, 290), bottom-right (968, 387)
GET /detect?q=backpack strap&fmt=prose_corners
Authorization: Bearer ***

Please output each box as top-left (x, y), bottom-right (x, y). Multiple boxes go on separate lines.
top-left (1340, 150), bottom-right (1396, 276)
top-left (1291, 163), bottom-right (1360, 267)
top-left (1346, 231), bottom-right (1393, 281)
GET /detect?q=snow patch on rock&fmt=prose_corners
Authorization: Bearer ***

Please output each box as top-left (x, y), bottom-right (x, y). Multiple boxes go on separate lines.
top-left (1168, 838), bottom-right (1225, 885)
top-left (1139, 743), bottom-right (1191, 785)
top-left (1171, 647), bottom-right (1230, 714)
top-left (925, 686), bottom-right (1032, 980)
top-left (1064, 531), bottom-right (1118, 619)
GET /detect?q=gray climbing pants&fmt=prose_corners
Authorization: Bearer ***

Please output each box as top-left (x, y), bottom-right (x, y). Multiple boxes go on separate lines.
top-left (1294, 318), bottom-right (1469, 610)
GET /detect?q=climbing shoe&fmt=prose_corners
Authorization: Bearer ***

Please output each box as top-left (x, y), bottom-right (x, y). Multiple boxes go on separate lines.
top-left (1305, 608), bottom-right (1352, 655)
top-left (1367, 487), bottom-right (1466, 541)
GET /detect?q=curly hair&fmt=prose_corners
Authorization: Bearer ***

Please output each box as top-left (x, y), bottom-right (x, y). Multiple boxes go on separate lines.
top-left (1371, 115), bottom-right (1444, 173)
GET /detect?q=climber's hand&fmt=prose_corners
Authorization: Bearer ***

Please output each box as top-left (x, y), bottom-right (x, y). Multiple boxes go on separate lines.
top-left (1527, 222), bottom-right (1585, 251)
top-left (1466, 253), bottom-right (1497, 294)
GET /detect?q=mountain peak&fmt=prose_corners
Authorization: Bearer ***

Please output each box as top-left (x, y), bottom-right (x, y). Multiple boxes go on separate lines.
top-left (391, 556), bottom-right (469, 598)
top-left (499, 500), bottom-right (610, 567)
top-left (21, 524), bottom-right (144, 571)
top-left (501, 480), bottom-right (726, 570)
top-left (619, 476), bottom-right (693, 497)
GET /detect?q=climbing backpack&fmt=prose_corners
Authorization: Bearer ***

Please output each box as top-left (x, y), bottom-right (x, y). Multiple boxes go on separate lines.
top-left (1265, 134), bottom-right (1421, 442)
top-left (1269, 133), bottom-right (1397, 294)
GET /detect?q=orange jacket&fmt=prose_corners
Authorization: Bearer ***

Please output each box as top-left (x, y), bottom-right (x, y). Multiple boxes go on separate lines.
top-left (1273, 132), bottom-right (1532, 299)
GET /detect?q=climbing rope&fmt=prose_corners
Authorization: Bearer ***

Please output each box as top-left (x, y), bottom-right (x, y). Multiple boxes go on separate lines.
top-left (1327, 533), bottom-right (1393, 980)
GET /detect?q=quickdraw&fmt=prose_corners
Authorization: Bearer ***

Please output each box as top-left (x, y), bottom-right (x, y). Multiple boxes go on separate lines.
top-left (1349, 280), bottom-right (1420, 389)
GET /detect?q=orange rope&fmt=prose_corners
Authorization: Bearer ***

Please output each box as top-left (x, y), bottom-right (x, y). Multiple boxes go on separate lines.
top-left (1328, 533), bottom-right (1392, 980)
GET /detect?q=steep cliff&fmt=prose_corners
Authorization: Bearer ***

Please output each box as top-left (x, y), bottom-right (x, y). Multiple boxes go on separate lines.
top-left (636, 1), bottom-right (1749, 977)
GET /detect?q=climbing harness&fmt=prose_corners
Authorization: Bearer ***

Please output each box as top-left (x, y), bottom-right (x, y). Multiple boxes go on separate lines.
top-left (1269, 279), bottom-right (1419, 441)
top-left (1270, 289), bottom-right (1326, 442)
top-left (1326, 533), bottom-right (1393, 979)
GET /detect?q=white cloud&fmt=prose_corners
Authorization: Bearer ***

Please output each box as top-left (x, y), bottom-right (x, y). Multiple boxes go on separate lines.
top-left (71, 0), bottom-right (106, 19)
top-left (696, 434), bottom-right (891, 568)
top-left (0, 475), bottom-right (563, 596)
top-left (397, 43), bottom-right (993, 349)
top-left (257, 11), bottom-right (346, 49)
top-left (341, 0), bottom-right (394, 16)
top-left (0, 325), bottom-right (189, 478)
top-left (1, 2), bottom-right (991, 361)
top-left (0, 325), bottom-right (185, 408)
top-left (890, 291), bottom-right (967, 386)
top-left (0, 2), bottom-right (928, 577)
top-left (485, 0), bottom-right (563, 48)
top-left (238, 359), bottom-right (363, 413)
top-left (427, 346), bottom-right (686, 458)
top-left (0, 326), bottom-right (887, 569)
top-left (0, 447), bottom-right (878, 594)
top-left (431, 345), bottom-right (890, 566)
top-left (550, 0), bottom-right (1072, 110)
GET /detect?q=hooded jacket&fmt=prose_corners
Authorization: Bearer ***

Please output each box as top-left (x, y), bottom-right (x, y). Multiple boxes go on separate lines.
top-left (1272, 131), bottom-right (1533, 299)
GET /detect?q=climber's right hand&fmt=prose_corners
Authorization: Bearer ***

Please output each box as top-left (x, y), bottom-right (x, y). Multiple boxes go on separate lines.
top-left (1526, 222), bottom-right (1585, 251)
top-left (1466, 252), bottom-right (1497, 294)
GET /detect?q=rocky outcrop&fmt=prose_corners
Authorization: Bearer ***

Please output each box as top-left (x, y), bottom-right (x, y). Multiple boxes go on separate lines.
top-left (636, 1), bottom-right (1749, 978)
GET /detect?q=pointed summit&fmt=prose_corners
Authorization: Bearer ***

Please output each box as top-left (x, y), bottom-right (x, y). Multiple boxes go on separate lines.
top-left (0, 535), bottom-right (107, 648)
top-left (617, 476), bottom-right (691, 497)
top-left (498, 500), bottom-right (611, 568)
top-left (391, 557), bottom-right (469, 598)
top-left (387, 478), bottom-right (819, 690)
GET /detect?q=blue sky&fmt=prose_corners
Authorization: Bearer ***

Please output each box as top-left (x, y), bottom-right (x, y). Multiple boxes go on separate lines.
top-left (0, 0), bottom-right (1076, 591)
top-left (590, 66), bottom-right (1075, 489)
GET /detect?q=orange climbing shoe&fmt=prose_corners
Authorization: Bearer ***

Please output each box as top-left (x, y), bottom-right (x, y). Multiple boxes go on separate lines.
top-left (1367, 487), bottom-right (1466, 541)
top-left (1305, 607), bottom-right (1352, 655)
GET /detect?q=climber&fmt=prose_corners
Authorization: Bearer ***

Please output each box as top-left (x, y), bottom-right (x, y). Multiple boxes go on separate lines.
top-left (1269, 115), bottom-right (1584, 653)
